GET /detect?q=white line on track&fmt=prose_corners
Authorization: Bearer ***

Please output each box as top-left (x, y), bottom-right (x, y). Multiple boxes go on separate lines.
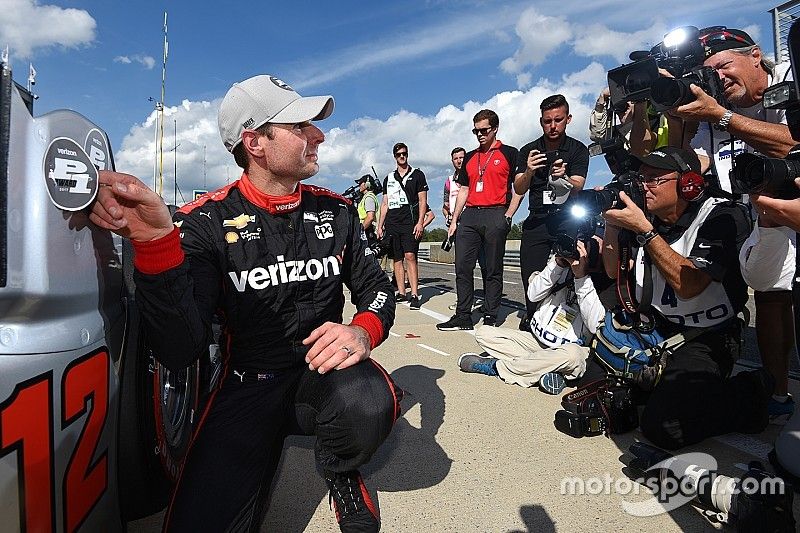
top-left (388, 331), bottom-right (401, 337)
top-left (417, 344), bottom-right (450, 356)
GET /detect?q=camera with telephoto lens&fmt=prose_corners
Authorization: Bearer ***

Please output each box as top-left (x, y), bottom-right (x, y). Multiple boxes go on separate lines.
top-left (730, 146), bottom-right (800, 200)
top-left (629, 442), bottom-right (796, 532)
top-left (569, 171), bottom-right (646, 217)
top-left (552, 216), bottom-right (602, 264)
top-left (554, 377), bottom-right (638, 438)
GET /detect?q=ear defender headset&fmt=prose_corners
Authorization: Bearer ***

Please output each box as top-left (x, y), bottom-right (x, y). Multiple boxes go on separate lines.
top-left (669, 152), bottom-right (706, 202)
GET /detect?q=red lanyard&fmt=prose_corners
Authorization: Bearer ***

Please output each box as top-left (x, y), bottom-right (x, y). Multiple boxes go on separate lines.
top-left (477, 149), bottom-right (496, 180)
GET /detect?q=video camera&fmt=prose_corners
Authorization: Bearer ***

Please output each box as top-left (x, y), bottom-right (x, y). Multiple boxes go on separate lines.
top-left (629, 442), bottom-right (796, 531)
top-left (729, 20), bottom-right (800, 200)
top-left (369, 234), bottom-right (393, 259)
top-left (554, 377), bottom-right (638, 437)
top-left (608, 26), bottom-right (725, 112)
top-left (342, 184), bottom-right (363, 203)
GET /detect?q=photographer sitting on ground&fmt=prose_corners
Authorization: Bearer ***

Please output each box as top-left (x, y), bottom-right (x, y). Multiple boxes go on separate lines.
top-left (457, 235), bottom-right (612, 395)
top-left (597, 147), bottom-right (772, 450)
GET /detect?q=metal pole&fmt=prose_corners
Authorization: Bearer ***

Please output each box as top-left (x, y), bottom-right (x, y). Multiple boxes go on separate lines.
top-left (173, 119), bottom-right (178, 205)
top-left (203, 145), bottom-right (207, 189)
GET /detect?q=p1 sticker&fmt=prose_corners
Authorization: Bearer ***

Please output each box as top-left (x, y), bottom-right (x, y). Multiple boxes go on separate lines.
top-left (43, 137), bottom-right (99, 211)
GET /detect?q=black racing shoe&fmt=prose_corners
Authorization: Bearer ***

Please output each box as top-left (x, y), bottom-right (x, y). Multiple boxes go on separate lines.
top-left (409, 295), bottom-right (421, 310)
top-left (436, 315), bottom-right (474, 331)
top-left (324, 470), bottom-right (380, 532)
top-left (394, 291), bottom-right (406, 303)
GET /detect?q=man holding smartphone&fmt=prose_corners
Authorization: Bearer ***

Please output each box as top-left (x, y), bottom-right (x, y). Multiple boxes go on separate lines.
top-left (514, 94), bottom-right (589, 331)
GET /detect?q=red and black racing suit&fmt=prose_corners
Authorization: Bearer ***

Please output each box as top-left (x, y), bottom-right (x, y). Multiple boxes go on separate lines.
top-left (132, 173), bottom-right (400, 532)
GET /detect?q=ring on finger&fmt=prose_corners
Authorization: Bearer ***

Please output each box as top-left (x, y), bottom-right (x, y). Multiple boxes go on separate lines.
top-left (339, 346), bottom-right (352, 356)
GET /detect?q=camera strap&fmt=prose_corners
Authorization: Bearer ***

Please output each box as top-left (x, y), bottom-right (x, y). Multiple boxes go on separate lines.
top-left (615, 230), bottom-right (653, 314)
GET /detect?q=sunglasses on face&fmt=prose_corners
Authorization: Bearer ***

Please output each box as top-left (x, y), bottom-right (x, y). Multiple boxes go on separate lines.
top-left (394, 151), bottom-right (408, 158)
top-left (472, 127), bottom-right (493, 136)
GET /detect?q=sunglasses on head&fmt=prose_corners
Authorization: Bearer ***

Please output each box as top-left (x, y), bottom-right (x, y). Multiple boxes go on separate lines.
top-left (394, 151), bottom-right (408, 158)
top-left (472, 127), bottom-right (493, 136)
top-left (699, 26), bottom-right (752, 47)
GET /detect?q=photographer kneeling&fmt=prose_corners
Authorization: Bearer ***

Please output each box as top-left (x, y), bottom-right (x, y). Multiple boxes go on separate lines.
top-left (599, 147), bottom-right (772, 450)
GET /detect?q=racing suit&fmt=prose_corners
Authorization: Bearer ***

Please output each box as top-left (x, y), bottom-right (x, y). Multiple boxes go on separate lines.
top-left (132, 173), bottom-right (400, 532)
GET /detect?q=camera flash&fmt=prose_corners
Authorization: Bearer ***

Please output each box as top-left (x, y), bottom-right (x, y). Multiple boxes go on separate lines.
top-left (571, 204), bottom-right (588, 219)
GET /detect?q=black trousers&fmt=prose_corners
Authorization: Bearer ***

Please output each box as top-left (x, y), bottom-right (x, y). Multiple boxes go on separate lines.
top-left (581, 328), bottom-right (769, 450)
top-left (455, 206), bottom-right (508, 319)
top-left (520, 211), bottom-right (575, 315)
top-left (162, 359), bottom-right (401, 532)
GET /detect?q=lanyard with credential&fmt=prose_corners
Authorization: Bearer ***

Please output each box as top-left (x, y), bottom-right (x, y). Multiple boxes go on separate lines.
top-left (475, 149), bottom-right (495, 193)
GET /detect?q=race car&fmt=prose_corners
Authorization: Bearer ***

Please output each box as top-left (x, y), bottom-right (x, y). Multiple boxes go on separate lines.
top-left (0, 60), bottom-right (212, 531)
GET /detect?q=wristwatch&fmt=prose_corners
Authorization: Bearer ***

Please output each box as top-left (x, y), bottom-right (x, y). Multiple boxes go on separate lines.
top-left (636, 229), bottom-right (658, 246)
top-left (716, 110), bottom-right (733, 131)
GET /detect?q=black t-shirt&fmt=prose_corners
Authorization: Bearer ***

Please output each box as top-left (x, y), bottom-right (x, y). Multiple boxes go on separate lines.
top-left (382, 167), bottom-right (428, 226)
top-left (653, 199), bottom-right (751, 316)
top-left (515, 135), bottom-right (589, 211)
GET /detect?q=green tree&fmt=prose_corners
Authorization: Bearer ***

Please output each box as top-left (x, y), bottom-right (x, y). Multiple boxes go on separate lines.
top-left (508, 222), bottom-right (522, 240)
top-left (422, 228), bottom-right (448, 242)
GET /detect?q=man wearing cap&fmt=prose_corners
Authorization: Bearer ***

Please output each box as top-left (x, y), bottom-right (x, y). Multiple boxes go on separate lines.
top-left (89, 75), bottom-right (398, 532)
top-left (671, 26), bottom-right (796, 423)
top-left (598, 146), bottom-right (772, 449)
top-left (377, 142), bottom-right (428, 310)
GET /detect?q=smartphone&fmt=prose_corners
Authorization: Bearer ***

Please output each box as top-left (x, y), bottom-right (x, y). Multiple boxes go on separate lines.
top-left (545, 150), bottom-right (562, 168)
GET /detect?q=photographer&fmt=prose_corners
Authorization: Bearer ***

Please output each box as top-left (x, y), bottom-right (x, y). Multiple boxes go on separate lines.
top-left (378, 143), bottom-right (428, 310)
top-left (600, 147), bottom-right (773, 449)
top-left (458, 236), bottom-right (611, 395)
top-left (515, 94), bottom-right (589, 331)
top-left (355, 174), bottom-right (379, 243)
top-left (672, 27), bottom-right (796, 422)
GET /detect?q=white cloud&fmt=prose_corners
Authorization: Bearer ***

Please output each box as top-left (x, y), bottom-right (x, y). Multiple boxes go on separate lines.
top-left (572, 21), bottom-right (669, 64)
top-left (0, 0), bottom-right (95, 58)
top-left (114, 54), bottom-right (156, 70)
top-left (499, 8), bottom-right (573, 87)
top-left (116, 63), bottom-right (608, 208)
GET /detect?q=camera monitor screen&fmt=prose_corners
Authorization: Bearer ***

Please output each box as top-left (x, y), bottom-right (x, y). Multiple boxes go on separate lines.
top-left (607, 58), bottom-right (659, 110)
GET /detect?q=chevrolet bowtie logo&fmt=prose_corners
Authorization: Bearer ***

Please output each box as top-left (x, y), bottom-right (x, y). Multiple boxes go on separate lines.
top-left (222, 214), bottom-right (256, 229)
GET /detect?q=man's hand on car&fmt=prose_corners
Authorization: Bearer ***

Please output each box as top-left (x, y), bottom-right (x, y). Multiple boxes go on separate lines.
top-left (89, 171), bottom-right (174, 242)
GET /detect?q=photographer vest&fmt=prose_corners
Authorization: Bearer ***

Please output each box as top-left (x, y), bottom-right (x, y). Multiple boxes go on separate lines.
top-left (634, 197), bottom-right (735, 328)
top-left (691, 62), bottom-right (791, 194)
top-left (385, 168), bottom-right (414, 210)
top-left (528, 260), bottom-right (604, 347)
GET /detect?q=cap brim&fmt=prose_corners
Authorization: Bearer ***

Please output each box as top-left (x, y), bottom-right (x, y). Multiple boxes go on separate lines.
top-left (632, 154), bottom-right (677, 172)
top-left (270, 95), bottom-right (334, 124)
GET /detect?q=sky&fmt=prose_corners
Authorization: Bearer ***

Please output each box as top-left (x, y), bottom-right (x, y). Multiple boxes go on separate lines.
top-left (0, 0), bottom-right (780, 225)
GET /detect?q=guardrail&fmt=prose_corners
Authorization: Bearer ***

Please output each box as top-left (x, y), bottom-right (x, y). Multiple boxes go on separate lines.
top-left (418, 242), bottom-right (521, 268)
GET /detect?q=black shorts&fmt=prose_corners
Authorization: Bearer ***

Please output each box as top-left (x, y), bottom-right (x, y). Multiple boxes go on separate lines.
top-left (386, 225), bottom-right (419, 260)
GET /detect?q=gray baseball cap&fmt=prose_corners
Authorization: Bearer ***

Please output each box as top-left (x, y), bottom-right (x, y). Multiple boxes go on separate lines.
top-left (217, 75), bottom-right (334, 152)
